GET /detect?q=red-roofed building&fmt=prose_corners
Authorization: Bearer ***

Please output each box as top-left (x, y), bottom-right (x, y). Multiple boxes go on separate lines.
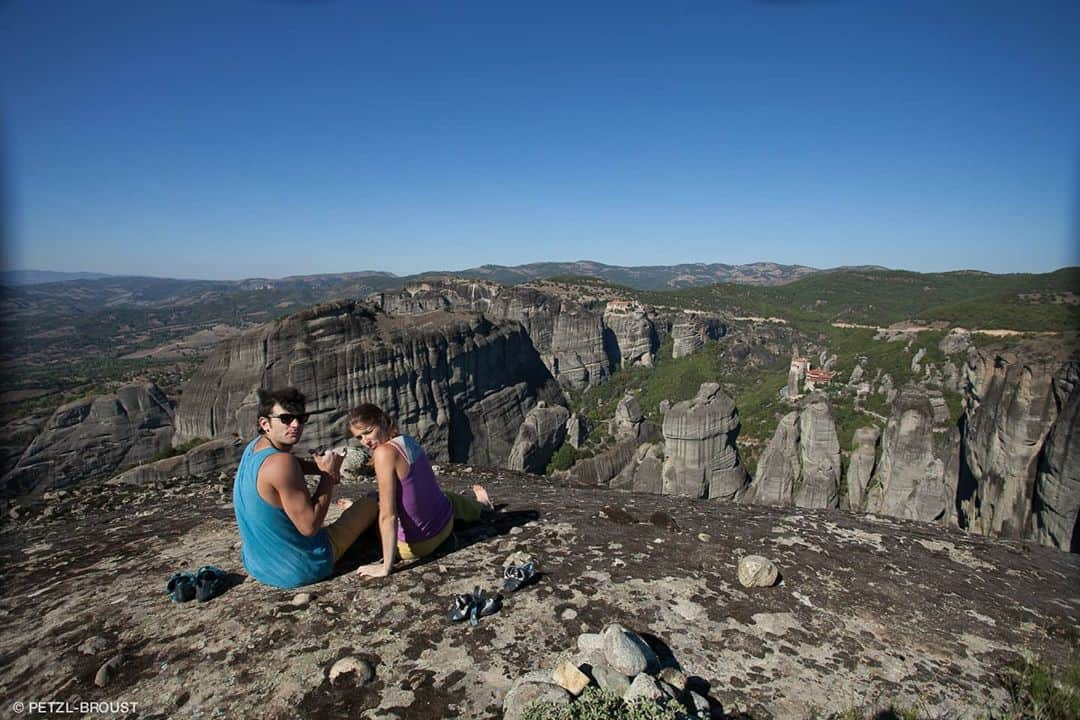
top-left (805, 368), bottom-right (837, 389)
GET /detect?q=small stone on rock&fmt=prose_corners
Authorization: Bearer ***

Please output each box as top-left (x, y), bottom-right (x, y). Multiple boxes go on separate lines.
top-left (623, 673), bottom-right (664, 703)
top-left (552, 660), bottom-right (590, 696)
top-left (560, 608), bottom-right (578, 621)
top-left (602, 624), bottom-right (648, 676)
top-left (737, 555), bottom-right (779, 588)
top-left (291, 592), bottom-right (312, 607)
top-left (78, 635), bottom-right (110, 656)
top-left (94, 655), bottom-right (124, 687)
top-left (328, 656), bottom-right (374, 686)
top-left (697, 532), bottom-right (711, 543)
top-left (589, 661), bottom-right (631, 695)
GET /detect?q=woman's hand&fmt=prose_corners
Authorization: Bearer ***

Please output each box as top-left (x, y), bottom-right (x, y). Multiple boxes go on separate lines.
top-left (355, 561), bottom-right (390, 579)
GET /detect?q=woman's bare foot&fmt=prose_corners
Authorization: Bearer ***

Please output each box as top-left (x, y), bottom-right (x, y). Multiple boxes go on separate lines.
top-left (471, 484), bottom-right (493, 510)
top-left (336, 498), bottom-right (354, 511)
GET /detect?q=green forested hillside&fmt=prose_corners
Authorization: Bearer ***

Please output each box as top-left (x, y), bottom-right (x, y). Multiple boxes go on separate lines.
top-left (638, 267), bottom-right (1080, 331)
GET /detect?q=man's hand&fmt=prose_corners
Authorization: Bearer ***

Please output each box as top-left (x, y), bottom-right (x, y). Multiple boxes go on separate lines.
top-left (313, 449), bottom-right (344, 482)
top-left (355, 561), bottom-right (390, 579)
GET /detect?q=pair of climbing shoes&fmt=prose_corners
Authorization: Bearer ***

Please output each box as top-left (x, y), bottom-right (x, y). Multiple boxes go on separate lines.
top-left (447, 586), bottom-right (502, 625)
top-left (166, 566), bottom-right (227, 603)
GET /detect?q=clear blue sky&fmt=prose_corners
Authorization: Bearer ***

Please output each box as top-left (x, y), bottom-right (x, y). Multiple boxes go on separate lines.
top-left (2, 1), bottom-right (1078, 280)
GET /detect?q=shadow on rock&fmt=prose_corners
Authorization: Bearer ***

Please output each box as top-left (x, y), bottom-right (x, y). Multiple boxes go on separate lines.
top-left (331, 509), bottom-right (541, 576)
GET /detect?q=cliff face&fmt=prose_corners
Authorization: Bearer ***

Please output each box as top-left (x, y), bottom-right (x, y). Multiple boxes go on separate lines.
top-left (743, 412), bottom-right (800, 505)
top-left (743, 395), bottom-right (841, 509)
top-left (371, 279), bottom-right (667, 391)
top-left (370, 280), bottom-right (612, 390)
top-left (174, 301), bottom-right (557, 465)
top-left (671, 316), bottom-right (725, 359)
top-left (602, 302), bottom-right (657, 367)
top-left (507, 404), bottom-right (571, 474)
top-left (793, 397), bottom-right (842, 509)
top-left (961, 347), bottom-right (1080, 549)
top-left (1034, 362), bottom-right (1080, 551)
top-left (865, 385), bottom-right (958, 524)
top-left (661, 383), bottom-right (749, 500)
top-left (3, 382), bottom-right (174, 495)
top-left (844, 426), bottom-right (880, 512)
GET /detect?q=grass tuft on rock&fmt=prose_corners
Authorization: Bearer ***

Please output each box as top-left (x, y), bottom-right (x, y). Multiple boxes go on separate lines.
top-left (999, 656), bottom-right (1080, 720)
top-left (521, 686), bottom-right (680, 720)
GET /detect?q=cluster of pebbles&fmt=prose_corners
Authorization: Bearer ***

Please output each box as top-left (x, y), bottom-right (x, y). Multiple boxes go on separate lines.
top-left (502, 623), bottom-right (715, 720)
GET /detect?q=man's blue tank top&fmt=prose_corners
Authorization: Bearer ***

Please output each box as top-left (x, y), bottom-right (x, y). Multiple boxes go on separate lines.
top-left (233, 438), bottom-right (334, 589)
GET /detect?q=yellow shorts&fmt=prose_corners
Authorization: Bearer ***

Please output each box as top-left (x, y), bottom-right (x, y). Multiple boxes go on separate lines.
top-left (396, 491), bottom-right (484, 561)
top-left (324, 497), bottom-right (378, 562)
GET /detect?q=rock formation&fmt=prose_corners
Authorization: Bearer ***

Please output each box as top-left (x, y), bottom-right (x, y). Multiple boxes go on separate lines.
top-left (661, 383), bottom-right (748, 500)
top-left (4, 382), bottom-right (174, 495)
top-left (743, 413), bottom-right (800, 506)
top-left (549, 309), bottom-right (610, 390)
top-left (602, 301), bottom-right (657, 367)
top-left (939, 328), bottom-right (972, 356)
top-left (844, 426), bottom-right (881, 512)
top-left (612, 393), bottom-right (644, 437)
top-left (174, 300), bottom-right (558, 466)
top-left (961, 346), bottom-right (1080, 547)
top-left (865, 385), bottom-right (957, 523)
top-left (110, 437), bottom-right (245, 487)
top-left (743, 395), bottom-right (841, 509)
top-left (1033, 362), bottom-right (1080, 551)
top-left (609, 442), bottom-right (665, 494)
top-left (565, 414), bottom-right (585, 449)
top-left (507, 404), bottom-right (571, 474)
top-left (671, 316), bottom-right (724, 359)
top-left (563, 424), bottom-right (662, 488)
top-left (793, 396), bottom-right (842, 508)
top-left (370, 279), bottom-right (623, 391)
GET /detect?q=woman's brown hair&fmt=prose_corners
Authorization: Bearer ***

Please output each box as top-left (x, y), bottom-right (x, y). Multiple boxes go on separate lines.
top-left (348, 403), bottom-right (399, 436)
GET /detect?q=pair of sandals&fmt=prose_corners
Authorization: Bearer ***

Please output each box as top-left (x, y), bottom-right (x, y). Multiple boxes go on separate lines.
top-left (167, 566), bottom-right (227, 603)
top-left (446, 561), bottom-right (538, 624)
top-left (447, 586), bottom-right (502, 625)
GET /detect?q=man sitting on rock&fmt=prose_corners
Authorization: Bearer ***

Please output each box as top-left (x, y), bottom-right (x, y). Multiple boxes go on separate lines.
top-left (233, 387), bottom-right (378, 588)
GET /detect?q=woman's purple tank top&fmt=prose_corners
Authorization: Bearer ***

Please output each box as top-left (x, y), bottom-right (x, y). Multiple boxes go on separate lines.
top-left (386, 436), bottom-right (453, 543)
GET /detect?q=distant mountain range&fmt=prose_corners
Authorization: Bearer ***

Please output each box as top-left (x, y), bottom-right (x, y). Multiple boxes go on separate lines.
top-left (3, 261), bottom-right (819, 291)
top-left (439, 260), bottom-right (820, 288)
top-left (0, 270), bottom-right (113, 286)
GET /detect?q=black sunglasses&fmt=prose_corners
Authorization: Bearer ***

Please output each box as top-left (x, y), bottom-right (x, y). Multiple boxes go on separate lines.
top-left (267, 413), bottom-right (310, 425)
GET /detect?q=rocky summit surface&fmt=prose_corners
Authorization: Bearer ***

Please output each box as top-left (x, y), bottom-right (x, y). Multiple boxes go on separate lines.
top-left (2, 468), bottom-right (1077, 720)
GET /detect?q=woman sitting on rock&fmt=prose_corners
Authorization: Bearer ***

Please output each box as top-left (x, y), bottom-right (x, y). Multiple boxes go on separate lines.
top-left (341, 403), bottom-right (492, 578)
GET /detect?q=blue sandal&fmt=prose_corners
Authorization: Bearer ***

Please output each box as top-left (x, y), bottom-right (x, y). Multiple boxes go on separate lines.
top-left (167, 572), bottom-right (197, 603)
top-left (195, 565), bottom-right (228, 602)
top-left (448, 593), bottom-right (473, 622)
top-left (502, 561), bottom-right (536, 593)
top-left (470, 586), bottom-right (502, 625)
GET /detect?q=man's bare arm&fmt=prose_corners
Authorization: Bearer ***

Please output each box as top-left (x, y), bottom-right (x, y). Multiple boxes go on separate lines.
top-left (261, 453), bottom-right (333, 537)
